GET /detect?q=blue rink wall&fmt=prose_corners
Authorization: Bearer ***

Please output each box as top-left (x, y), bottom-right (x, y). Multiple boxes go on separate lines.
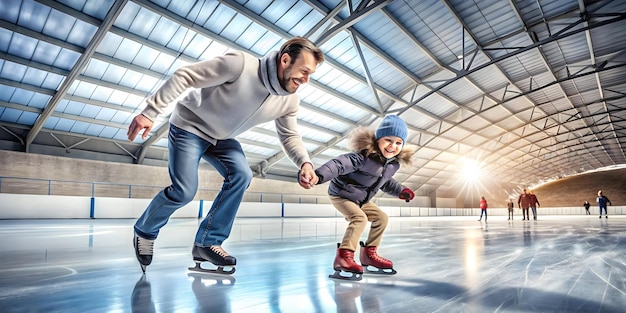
top-left (0, 193), bottom-right (623, 219)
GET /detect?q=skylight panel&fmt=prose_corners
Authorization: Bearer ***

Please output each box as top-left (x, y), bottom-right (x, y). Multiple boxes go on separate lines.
top-left (95, 107), bottom-right (116, 121)
top-left (84, 123), bottom-right (105, 136)
top-left (114, 38), bottom-right (143, 64)
top-left (0, 107), bottom-right (23, 123)
top-left (10, 88), bottom-right (34, 106)
top-left (1, 61), bottom-right (26, 82)
top-left (53, 48), bottom-right (80, 70)
top-left (29, 93), bottom-right (50, 109)
top-left (22, 67), bottom-right (48, 87)
top-left (66, 19), bottom-right (97, 47)
top-left (42, 9), bottom-right (75, 42)
top-left (16, 110), bottom-right (38, 125)
top-left (90, 85), bottom-right (114, 103)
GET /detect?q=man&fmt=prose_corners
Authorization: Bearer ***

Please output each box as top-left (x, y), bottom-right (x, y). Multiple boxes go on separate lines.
top-left (597, 190), bottom-right (611, 219)
top-left (528, 190), bottom-right (540, 220)
top-left (518, 188), bottom-right (530, 220)
top-left (127, 37), bottom-right (325, 273)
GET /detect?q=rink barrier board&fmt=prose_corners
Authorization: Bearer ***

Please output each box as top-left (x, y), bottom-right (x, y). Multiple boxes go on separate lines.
top-left (0, 194), bottom-right (624, 219)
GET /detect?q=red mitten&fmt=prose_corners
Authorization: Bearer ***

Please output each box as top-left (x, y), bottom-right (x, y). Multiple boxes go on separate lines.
top-left (399, 188), bottom-right (414, 202)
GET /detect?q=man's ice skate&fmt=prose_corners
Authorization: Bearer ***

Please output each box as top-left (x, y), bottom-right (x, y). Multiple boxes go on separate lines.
top-left (329, 244), bottom-right (363, 281)
top-left (188, 245), bottom-right (236, 275)
top-left (133, 233), bottom-right (154, 273)
top-left (359, 241), bottom-right (397, 275)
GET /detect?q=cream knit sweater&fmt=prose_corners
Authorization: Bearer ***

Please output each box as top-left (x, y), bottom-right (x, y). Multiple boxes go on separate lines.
top-left (140, 50), bottom-right (311, 168)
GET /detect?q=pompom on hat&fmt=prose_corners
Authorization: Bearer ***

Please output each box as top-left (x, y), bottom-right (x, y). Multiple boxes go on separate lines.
top-left (375, 115), bottom-right (408, 143)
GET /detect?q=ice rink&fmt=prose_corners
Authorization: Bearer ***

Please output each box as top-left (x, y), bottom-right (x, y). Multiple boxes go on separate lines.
top-left (0, 215), bottom-right (624, 313)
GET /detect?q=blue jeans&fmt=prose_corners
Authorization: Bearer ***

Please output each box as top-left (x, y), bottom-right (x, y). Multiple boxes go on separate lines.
top-left (479, 209), bottom-right (487, 220)
top-left (134, 124), bottom-right (252, 246)
top-left (531, 206), bottom-right (537, 219)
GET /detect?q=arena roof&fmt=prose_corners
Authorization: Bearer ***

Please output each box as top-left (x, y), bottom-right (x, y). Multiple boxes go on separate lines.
top-left (1, 0), bottom-right (625, 198)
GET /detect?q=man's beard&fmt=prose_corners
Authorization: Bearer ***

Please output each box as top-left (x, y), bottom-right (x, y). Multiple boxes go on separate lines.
top-left (280, 67), bottom-right (298, 94)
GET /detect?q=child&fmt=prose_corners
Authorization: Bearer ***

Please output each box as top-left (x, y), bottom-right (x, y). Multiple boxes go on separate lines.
top-left (314, 115), bottom-right (415, 280)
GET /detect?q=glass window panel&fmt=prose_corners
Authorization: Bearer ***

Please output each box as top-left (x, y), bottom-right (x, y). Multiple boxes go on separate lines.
top-left (29, 93), bottom-right (51, 109)
top-left (7, 33), bottom-right (36, 59)
top-left (10, 89), bottom-right (34, 106)
top-left (70, 120), bottom-right (90, 133)
top-left (63, 100), bottom-right (85, 115)
top-left (132, 46), bottom-right (159, 69)
top-left (22, 67), bottom-right (48, 86)
top-left (110, 110), bottom-right (132, 124)
top-left (96, 33), bottom-right (123, 56)
top-left (108, 90), bottom-right (130, 106)
top-left (114, 38), bottom-right (142, 63)
top-left (70, 81), bottom-right (97, 98)
top-left (43, 116), bottom-right (60, 129)
top-left (98, 126), bottom-right (118, 138)
top-left (67, 19), bottom-right (97, 47)
top-left (80, 104), bottom-right (100, 119)
top-left (32, 41), bottom-right (62, 65)
top-left (84, 123), bottom-right (105, 136)
top-left (16, 110), bottom-right (38, 125)
top-left (42, 9), bottom-right (74, 41)
top-left (0, 61), bottom-right (26, 81)
top-left (95, 107), bottom-right (115, 121)
top-left (0, 108), bottom-right (21, 123)
top-left (41, 72), bottom-right (65, 90)
top-left (101, 62), bottom-right (127, 84)
top-left (17, 0), bottom-right (49, 32)
top-left (0, 85), bottom-right (16, 101)
top-left (83, 58), bottom-right (109, 80)
top-left (91, 86), bottom-right (114, 102)
top-left (53, 118), bottom-right (73, 132)
top-left (0, 29), bottom-right (12, 52)
top-left (53, 49), bottom-right (80, 70)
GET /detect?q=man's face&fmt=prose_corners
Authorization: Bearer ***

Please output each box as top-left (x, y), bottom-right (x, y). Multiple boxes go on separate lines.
top-left (278, 50), bottom-right (317, 93)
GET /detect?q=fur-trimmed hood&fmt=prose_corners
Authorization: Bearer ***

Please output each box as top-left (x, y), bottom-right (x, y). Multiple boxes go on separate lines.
top-left (348, 126), bottom-right (415, 167)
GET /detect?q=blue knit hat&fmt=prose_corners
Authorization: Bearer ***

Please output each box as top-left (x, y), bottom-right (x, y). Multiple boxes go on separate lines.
top-left (375, 115), bottom-right (408, 143)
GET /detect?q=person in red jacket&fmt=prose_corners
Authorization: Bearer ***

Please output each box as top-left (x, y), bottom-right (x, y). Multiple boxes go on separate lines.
top-left (478, 196), bottom-right (488, 222)
top-left (518, 188), bottom-right (531, 220)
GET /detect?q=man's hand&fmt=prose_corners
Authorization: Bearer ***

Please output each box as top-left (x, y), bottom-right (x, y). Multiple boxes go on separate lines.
top-left (127, 114), bottom-right (153, 141)
top-left (299, 162), bottom-right (318, 189)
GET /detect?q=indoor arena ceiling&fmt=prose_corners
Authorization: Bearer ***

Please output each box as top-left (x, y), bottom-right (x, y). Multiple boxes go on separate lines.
top-left (0, 0), bottom-right (625, 197)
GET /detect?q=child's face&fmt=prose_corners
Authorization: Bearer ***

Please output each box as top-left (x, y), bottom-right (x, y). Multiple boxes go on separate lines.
top-left (377, 136), bottom-right (403, 159)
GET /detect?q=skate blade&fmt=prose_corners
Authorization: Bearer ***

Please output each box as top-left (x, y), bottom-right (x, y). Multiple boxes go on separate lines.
top-left (364, 266), bottom-right (397, 275)
top-left (187, 272), bottom-right (236, 285)
top-left (140, 264), bottom-right (146, 273)
top-left (188, 262), bottom-right (236, 275)
top-left (329, 270), bottom-right (363, 281)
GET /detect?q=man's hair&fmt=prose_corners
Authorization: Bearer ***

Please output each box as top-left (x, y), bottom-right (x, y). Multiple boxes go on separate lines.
top-left (279, 37), bottom-right (324, 65)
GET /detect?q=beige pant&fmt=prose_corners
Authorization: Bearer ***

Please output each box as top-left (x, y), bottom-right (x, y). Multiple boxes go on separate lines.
top-left (330, 196), bottom-right (388, 252)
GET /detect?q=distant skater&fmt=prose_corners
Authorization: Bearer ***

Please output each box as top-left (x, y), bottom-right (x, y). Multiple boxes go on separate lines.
top-left (518, 188), bottom-right (530, 220)
top-left (583, 201), bottom-right (591, 215)
top-left (597, 190), bottom-right (612, 218)
top-left (507, 198), bottom-right (514, 220)
top-left (478, 196), bottom-right (488, 222)
top-left (528, 190), bottom-right (540, 220)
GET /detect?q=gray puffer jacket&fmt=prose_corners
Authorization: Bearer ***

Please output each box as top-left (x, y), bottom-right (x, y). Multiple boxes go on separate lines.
top-left (315, 127), bottom-right (415, 206)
